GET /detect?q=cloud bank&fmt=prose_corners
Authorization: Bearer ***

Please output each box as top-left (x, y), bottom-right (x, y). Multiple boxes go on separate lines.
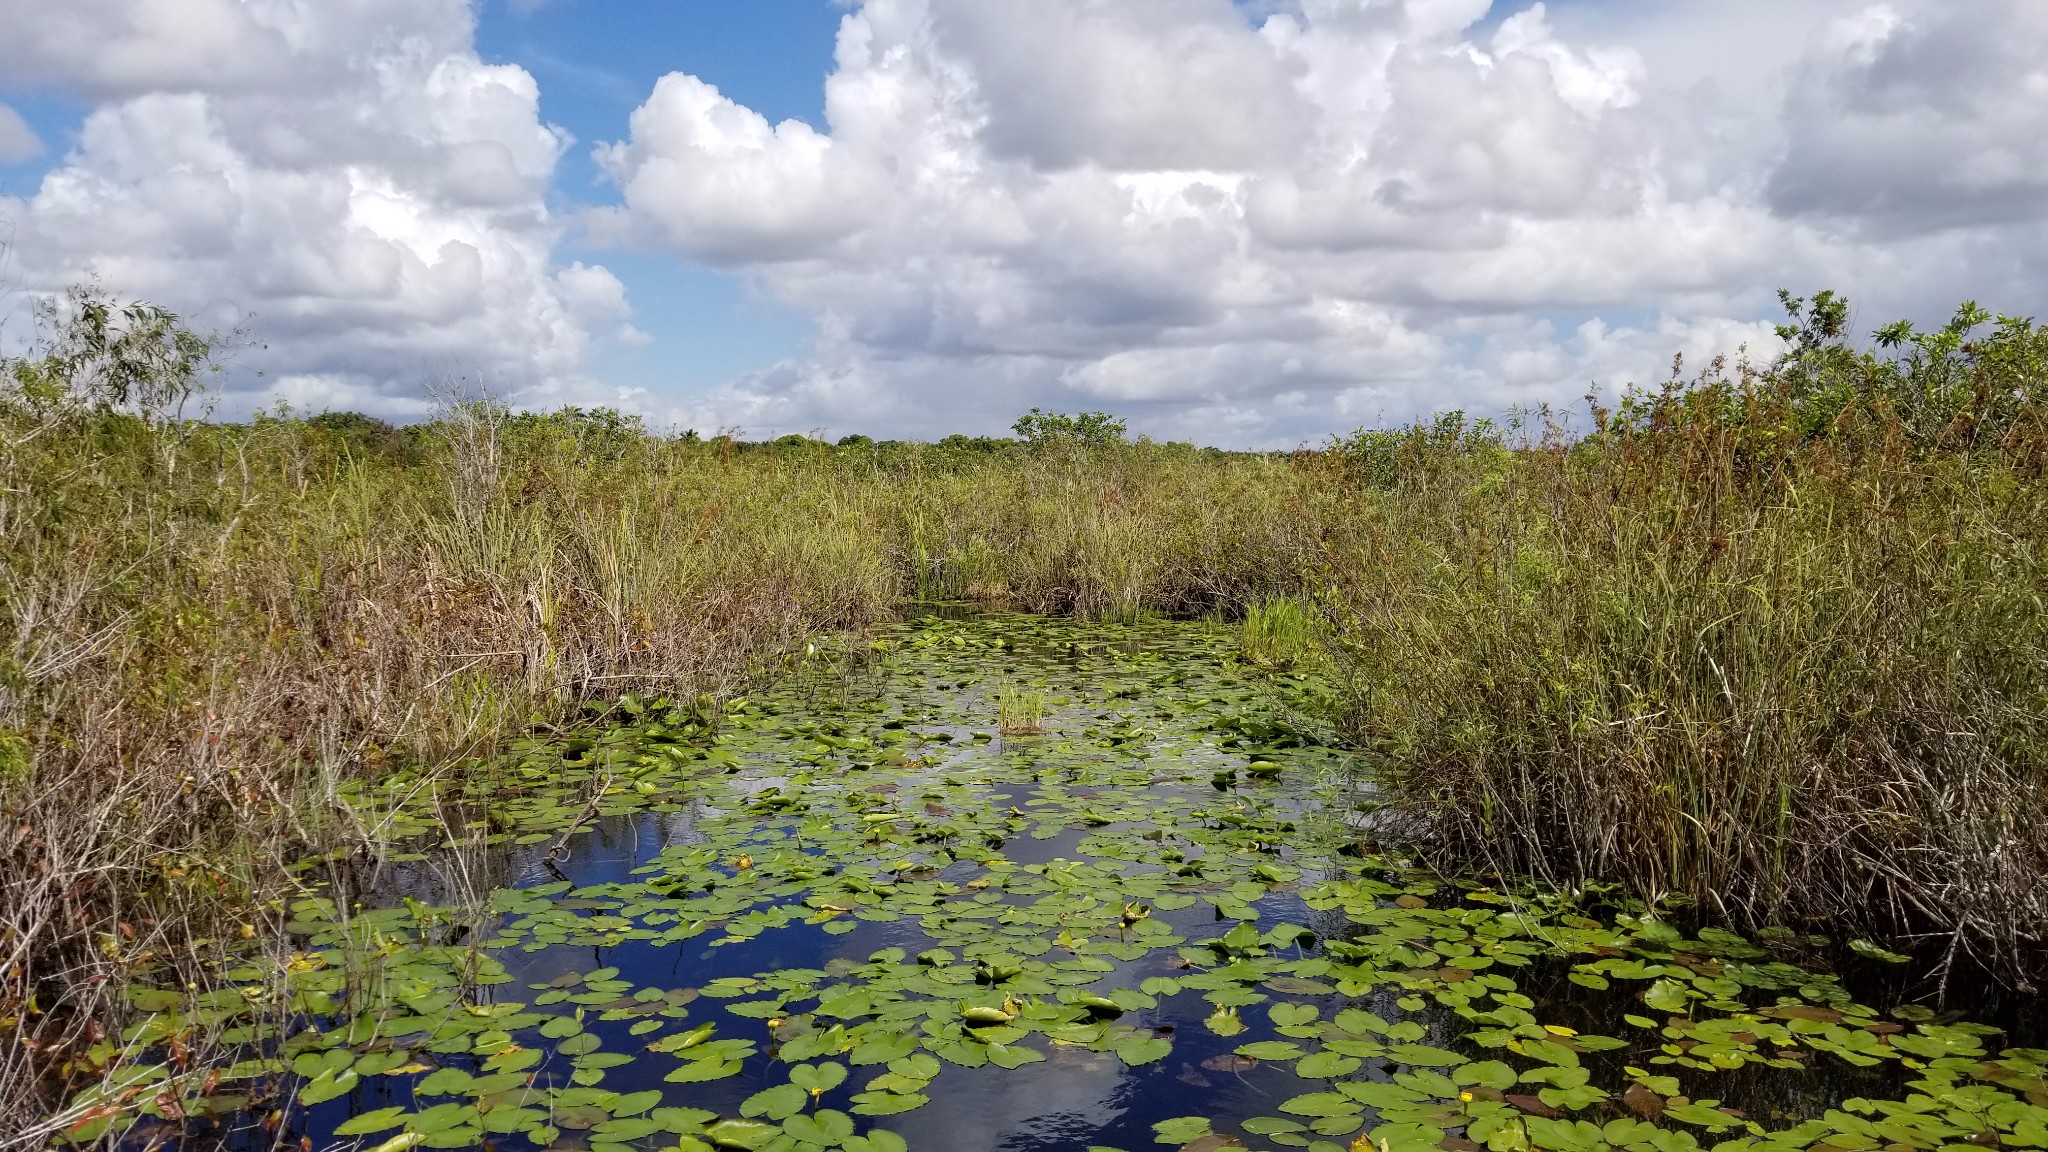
top-left (598, 0), bottom-right (2048, 444)
top-left (0, 0), bottom-right (637, 416)
top-left (3, 0), bottom-right (2044, 444)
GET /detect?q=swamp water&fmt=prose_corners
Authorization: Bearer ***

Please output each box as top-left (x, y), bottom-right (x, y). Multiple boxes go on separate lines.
top-left (76, 615), bottom-right (2047, 1152)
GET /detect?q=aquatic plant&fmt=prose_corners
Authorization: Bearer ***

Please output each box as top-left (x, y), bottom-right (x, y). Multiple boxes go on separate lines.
top-left (47, 617), bottom-right (2048, 1152)
top-left (993, 686), bottom-right (1048, 735)
top-left (1239, 597), bottom-right (1317, 670)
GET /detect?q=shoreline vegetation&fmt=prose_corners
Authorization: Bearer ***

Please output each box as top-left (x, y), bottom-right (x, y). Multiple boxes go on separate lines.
top-left (3, 286), bottom-right (2043, 1128)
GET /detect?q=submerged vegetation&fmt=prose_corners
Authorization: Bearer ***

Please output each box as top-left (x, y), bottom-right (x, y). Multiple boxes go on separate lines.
top-left (1, 285), bottom-right (2044, 1141)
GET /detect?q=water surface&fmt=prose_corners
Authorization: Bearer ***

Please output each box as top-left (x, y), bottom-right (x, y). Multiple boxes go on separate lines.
top-left (81, 614), bottom-right (2048, 1152)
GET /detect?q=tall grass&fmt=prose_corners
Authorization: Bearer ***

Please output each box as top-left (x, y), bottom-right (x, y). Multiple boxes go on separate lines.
top-left (1318, 297), bottom-right (2048, 977)
top-left (0, 293), bottom-right (1328, 1127)
top-left (3, 284), bottom-right (2044, 1128)
top-left (994, 687), bottom-right (1050, 735)
top-left (1239, 598), bottom-right (1317, 669)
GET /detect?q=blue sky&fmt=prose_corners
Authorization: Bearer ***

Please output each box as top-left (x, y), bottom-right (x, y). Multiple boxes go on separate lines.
top-left (475, 0), bottom-right (844, 401)
top-left (2, 0), bottom-right (2043, 444)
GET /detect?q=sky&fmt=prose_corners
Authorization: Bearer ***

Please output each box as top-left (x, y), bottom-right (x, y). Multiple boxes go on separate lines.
top-left (0, 0), bottom-right (2043, 446)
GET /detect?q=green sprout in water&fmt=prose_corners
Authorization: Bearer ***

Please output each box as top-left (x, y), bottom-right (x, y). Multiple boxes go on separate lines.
top-left (993, 686), bottom-right (1047, 735)
top-left (1239, 597), bottom-right (1315, 669)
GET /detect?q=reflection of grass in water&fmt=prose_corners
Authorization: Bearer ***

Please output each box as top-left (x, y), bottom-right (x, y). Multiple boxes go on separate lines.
top-left (994, 686), bottom-right (1048, 735)
top-left (1239, 597), bottom-right (1314, 669)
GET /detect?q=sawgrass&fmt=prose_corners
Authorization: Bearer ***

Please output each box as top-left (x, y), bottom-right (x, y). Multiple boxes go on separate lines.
top-left (1318, 297), bottom-right (2048, 978)
top-left (3, 285), bottom-right (2043, 1126)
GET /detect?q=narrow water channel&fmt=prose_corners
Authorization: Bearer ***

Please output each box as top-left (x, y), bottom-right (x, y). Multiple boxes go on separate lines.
top-left (89, 614), bottom-right (2048, 1152)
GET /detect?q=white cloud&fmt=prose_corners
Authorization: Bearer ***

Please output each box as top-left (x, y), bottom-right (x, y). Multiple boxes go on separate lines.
top-left (928, 0), bottom-right (1310, 172)
top-left (0, 104), bottom-right (42, 165)
top-left (5, 0), bottom-right (2041, 443)
top-left (0, 0), bottom-right (625, 418)
top-left (1769, 0), bottom-right (2048, 234)
top-left (594, 73), bottom-right (886, 263)
top-left (596, 0), bottom-right (2048, 446)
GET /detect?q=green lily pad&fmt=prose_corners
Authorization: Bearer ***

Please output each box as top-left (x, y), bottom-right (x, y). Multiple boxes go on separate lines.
top-left (1118, 1036), bottom-right (1174, 1066)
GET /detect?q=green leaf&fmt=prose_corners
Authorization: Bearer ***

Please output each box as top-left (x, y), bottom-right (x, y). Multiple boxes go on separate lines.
top-left (1387, 1044), bottom-right (1465, 1067)
top-left (1269, 1003), bottom-right (1319, 1028)
top-left (785, 1109), bottom-right (857, 1146)
top-left (611, 1090), bottom-right (663, 1117)
top-left (1642, 979), bottom-right (1694, 1014)
top-left (539, 1015), bottom-right (584, 1039)
top-left (703, 1119), bottom-right (783, 1149)
top-left (556, 1032), bottom-right (602, 1056)
top-left (299, 1069), bottom-right (359, 1104)
top-left (1297, 1051), bottom-right (1363, 1078)
top-left (849, 1091), bottom-right (929, 1116)
top-left (1153, 1117), bottom-right (1214, 1143)
top-left (888, 1053), bottom-right (941, 1082)
top-left (789, 1062), bottom-right (849, 1094)
top-left (1117, 1036), bottom-right (1173, 1066)
top-left (666, 1058), bottom-right (744, 1083)
top-left (1236, 1041), bottom-right (1306, 1061)
top-left (1457, 1061), bottom-right (1519, 1091)
top-left (1279, 1093), bottom-right (1362, 1118)
top-left (988, 1042), bottom-right (1046, 1069)
top-left (333, 1107), bottom-right (409, 1136)
top-left (741, 1083), bottom-right (809, 1121)
top-left (850, 1033), bottom-right (918, 1065)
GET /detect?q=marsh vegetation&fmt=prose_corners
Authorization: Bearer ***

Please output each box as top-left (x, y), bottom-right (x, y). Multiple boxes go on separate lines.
top-left (1, 288), bottom-right (2044, 1147)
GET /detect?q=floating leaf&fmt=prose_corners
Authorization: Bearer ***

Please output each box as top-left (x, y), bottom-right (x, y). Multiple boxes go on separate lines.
top-left (334, 1107), bottom-right (410, 1137)
top-left (741, 1083), bottom-right (809, 1121)
top-left (785, 1109), bottom-right (856, 1145)
top-left (1153, 1117), bottom-right (1214, 1143)
top-left (1118, 1036), bottom-right (1174, 1066)
top-left (703, 1119), bottom-right (782, 1150)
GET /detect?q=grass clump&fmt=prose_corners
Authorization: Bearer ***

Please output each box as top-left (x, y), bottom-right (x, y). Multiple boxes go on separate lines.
top-left (1238, 597), bottom-right (1317, 670)
top-left (994, 687), bottom-right (1049, 735)
top-left (1319, 294), bottom-right (2048, 974)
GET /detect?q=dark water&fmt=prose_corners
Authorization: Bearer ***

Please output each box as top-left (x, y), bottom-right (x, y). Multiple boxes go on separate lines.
top-left (85, 613), bottom-right (2048, 1152)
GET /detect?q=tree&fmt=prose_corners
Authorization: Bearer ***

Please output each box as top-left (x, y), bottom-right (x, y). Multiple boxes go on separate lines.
top-left (1011, 408), bottom-right (1128, 450)
top-left (4, 282), bottom-right (236, 427)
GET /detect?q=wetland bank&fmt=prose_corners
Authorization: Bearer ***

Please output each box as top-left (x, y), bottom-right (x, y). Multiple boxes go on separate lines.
top-left (4, 291), bottom-right (2047, 1147)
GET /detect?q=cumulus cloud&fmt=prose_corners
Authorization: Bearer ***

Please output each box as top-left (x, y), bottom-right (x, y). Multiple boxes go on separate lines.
top-left (6, 0), bottom-right (2040, 443)
top-left (593, 73), bottom-right (887, 263)
top-left (1769, 0), bottom-right (2048, 234)
top-left (0, 0), bottom-right (630, 417)
top-left (597, 0), bottom-right (2048, 445)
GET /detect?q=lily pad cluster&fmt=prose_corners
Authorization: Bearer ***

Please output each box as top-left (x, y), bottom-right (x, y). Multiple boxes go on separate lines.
top-left (63, 615), bottom-right (2046, 1152)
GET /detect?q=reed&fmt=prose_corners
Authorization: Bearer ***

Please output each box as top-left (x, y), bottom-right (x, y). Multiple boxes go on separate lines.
top-left (0, 292), bottom-right (1328, 1124)
top-left (3, 284), bottom-right (2043, 1128)
top-left (1317, 296), bottom-right (2048, 978)
top-left (1239, 597), bottom-right (1317, 670)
